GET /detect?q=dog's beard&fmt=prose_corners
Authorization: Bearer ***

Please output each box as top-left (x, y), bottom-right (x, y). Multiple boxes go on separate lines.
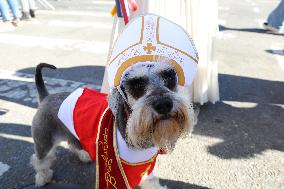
top-left (152, 118), bottom-right (181, 152)
top-left (126, 96), bottom-right (193, 152)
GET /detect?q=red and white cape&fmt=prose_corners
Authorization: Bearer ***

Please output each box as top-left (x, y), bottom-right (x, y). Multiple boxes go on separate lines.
top-left (58, 88), bottom-right (160, 189)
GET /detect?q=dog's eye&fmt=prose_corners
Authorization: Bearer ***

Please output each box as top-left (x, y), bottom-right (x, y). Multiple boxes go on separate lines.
top-left (127, 77), bottom-right (148, 99)
top-left (160, 69), bottom-right (177, 91)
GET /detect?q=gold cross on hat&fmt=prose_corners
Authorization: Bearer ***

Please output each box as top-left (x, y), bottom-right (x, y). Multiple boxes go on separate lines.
top-left (143, 43), bottom-right (156, 54)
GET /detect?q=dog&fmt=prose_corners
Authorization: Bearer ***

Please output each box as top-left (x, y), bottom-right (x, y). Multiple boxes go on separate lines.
top-left (31, 61), bottom-right (195, 189)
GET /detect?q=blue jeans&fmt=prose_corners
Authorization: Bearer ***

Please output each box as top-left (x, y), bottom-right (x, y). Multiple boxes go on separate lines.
top-left (0, 0), bottom-right (11, 21)
top-left (267, 0), bottom-right (284, 29)
top-left (0, 0), bottom-right (21, 21)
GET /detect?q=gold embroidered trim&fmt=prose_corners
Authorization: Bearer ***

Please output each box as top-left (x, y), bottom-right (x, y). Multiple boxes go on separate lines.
top-left (113, 55), bottom-right (185, 87)
top-left (113, 122), bottom-right (132, 189)
top-left (140, 16), bottom-right (145, 43)
top-left (140, 165), bottom-right (151, 178)
top-left (95, 107), bottom-right (111, 189)
top-left (120, 152), bottom-right (158, 166)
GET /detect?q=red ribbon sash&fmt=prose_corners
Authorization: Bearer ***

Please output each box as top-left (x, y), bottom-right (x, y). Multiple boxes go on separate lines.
top-left (96, 107), bottom-right (131, 189)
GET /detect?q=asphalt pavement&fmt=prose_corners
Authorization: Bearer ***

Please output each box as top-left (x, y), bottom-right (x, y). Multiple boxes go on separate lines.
top-left (0, 0), bottom-right (283, 188)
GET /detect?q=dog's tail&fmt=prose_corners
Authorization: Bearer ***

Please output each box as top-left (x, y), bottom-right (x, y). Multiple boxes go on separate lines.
top-left (35, 63), bottom-right (57, 102)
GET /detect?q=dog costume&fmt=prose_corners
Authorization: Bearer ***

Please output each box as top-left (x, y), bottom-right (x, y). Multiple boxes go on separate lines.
top-left (58, 14), bottom-right (198, 189)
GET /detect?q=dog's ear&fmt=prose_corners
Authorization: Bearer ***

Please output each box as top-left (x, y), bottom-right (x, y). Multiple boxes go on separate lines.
top-left (108, 88), bottom-right (122, 116)
top-left (108, 88), bottom-right (129, 138)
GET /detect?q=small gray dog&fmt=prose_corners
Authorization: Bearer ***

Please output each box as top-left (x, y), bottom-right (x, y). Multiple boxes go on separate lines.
top-left (31, 62), bottom-right (194, 189)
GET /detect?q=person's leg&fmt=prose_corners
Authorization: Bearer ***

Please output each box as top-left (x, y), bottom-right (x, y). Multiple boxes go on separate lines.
top-left (0, 0), bottom-right (12, 21)
top-left (0, 0), bottom-right (15, 32)
top-left (6, 0), bottom-right (21, 19)
top-left (7, 0), bottom-right (23, 26)
top-left (267, 0), bottom-right (284, 29)
top-left (20, 0), bottom-right (29, 12)
top-left (20, 0), bottom-right (31, 20)
top-left (29, 0), bottom-right (36, 10)
top-left (28, 0), bottom-right (36, 18)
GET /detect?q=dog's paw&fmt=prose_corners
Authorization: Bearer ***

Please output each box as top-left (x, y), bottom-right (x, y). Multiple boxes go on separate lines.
top-left (35, 169), bottom-right (53, 187)
top-left (77, 150), bottom-right (92, 163)
top-left (140, 176), bottom-right (168, 189)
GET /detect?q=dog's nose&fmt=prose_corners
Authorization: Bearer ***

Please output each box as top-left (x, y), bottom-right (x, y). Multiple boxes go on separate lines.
top-left (152, 98), bottom-right (173, 114)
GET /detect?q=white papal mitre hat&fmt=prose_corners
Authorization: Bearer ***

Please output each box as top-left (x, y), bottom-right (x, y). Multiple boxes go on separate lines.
top-left (107, 14), bottom-right (199, 89)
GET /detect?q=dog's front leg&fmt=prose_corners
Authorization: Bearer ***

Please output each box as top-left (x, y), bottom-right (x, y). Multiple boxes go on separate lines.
top-left (140, 175), bottom-right (168, 189)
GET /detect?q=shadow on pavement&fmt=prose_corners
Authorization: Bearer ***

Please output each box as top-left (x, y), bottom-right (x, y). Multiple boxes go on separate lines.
top-left (0, 66), bottom-right (103, 108)
top-left (23, 183), bottom-right (91, 189)
top-left (0, 123), bottom-right (96, 189)
top-left (219, 25), bottom-right (284, 36)
top-left (22, 179), bottom-right (210, 189)
top-left (0, 124), bottom-right (35, 189)
top-left (0, 108), bottom-right (9, 116)
top-left (265, 49), bottom-right (284, 56)
top-left (193, 74), bottom-right (284, 159)
top-left (0, 123), bottom-right (31, 137)
top-left (0, 78), bottom-right (75, 108)
top-left (159, 179), bottom-right (211, 189)
top-left (219, 74), bottom-right (284, 105)
top-left (17, 65), bottom-right (105, 86)
top-left (194, 102), bottom-right (284, 159)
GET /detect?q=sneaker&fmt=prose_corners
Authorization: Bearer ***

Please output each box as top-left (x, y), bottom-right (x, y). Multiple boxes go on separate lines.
top-left (12, 18), bottom-right (23, 27)
top-left (0, 21), bottom-right (15, 32)
top-left (263, 22), bottom-right (279, 33)
top-left (21, 11), bottom-right (31, 21)
top-left (30, 9), bottom-right (36, 18)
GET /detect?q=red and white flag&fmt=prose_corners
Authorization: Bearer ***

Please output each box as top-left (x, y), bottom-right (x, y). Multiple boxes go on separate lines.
top-left (118, 0), bottom-right (138, 24)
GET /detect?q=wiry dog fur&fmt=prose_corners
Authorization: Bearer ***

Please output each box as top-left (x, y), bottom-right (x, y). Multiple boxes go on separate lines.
top-left (31, 62), bottom-right (195, 188)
